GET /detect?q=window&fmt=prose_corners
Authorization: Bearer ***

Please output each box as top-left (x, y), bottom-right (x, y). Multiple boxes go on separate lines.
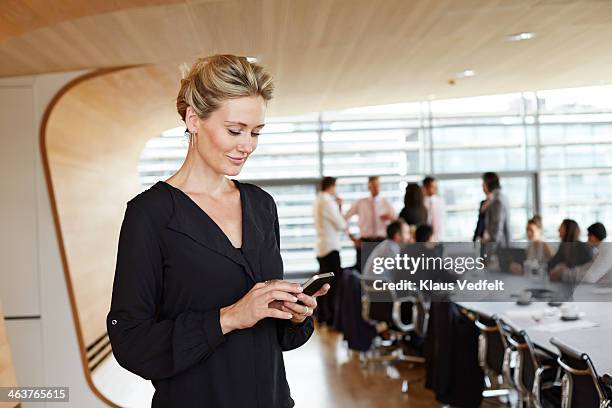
top-left (139, 86), bottom-right (612, 275)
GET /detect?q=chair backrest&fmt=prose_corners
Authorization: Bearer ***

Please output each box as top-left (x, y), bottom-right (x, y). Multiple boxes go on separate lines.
top-left (357, 274), bottom-right (424, 333)
top-left (515, 329), bottom-right (548, 393)
top-left (475, 315), bottom-right (505, 376)
top-left (494, 316), bottom-right (524, 388)
top-left (412, 291), bottom-right (430, 338)
top-left (550, 337), bottom-right (608, 408)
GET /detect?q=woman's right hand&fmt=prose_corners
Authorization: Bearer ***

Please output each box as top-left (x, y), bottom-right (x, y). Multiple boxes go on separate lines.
top-left (219, 280), bottom-right (303, 334)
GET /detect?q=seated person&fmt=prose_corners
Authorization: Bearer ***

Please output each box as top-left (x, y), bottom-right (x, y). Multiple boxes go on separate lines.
top-left (415, 224), bottom-right (434, 243)
top-left (363, 220), bottom-right (412, 328)
top-left (571, 223), bottom-right (612, 286)
top-left (510, 215), bottom-right (553, 274)
top-left (549, 219), bottom-right (593, 281)
top-left (363, 220), bottom-right (411, 280)
top-left (526, 215), bottom-right (554, 263)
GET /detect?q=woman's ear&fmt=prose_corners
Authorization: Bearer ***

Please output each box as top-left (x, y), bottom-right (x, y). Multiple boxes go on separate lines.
top-left (185, 106), bottom-right (199, 134)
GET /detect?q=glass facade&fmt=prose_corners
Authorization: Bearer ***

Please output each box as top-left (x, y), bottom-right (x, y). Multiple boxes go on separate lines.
top-left (139, 85), bottom-right (612, 275)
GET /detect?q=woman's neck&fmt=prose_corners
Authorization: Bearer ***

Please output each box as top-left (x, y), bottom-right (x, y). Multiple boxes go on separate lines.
top-left (166, 146), bottom-right (231, 196)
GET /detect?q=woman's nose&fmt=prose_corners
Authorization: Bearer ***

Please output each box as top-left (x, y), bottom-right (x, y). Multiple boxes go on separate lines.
top-left (237, 135), bottom-right (255, 153)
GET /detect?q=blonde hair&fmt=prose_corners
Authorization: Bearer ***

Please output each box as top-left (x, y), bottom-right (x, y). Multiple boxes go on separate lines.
top-left (176, 54), bottom-right (274, 122)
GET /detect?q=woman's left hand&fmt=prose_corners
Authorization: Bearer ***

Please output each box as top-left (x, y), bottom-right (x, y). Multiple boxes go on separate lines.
top-left (271, 283), bottom-right (330, 324)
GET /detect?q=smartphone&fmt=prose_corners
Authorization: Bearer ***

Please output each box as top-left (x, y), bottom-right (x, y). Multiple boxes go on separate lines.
top-left (301, 272), bottom-right (335, 297)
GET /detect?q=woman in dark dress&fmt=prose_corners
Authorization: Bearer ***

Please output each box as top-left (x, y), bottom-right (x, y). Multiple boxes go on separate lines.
top-left (106, 54), bottom-right (329, 407)
top-left (399, 182), bottom-right (428, 227)
top-left (549, 218), bottom-right (593, 280)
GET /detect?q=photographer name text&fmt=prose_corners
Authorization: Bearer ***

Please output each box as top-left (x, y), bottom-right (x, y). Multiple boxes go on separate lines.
top-left (373, 279), bottom-right (505, 292)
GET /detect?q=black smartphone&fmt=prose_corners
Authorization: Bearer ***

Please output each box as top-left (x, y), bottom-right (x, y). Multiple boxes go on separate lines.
top-left (301, 272), bottom-right (334, 297)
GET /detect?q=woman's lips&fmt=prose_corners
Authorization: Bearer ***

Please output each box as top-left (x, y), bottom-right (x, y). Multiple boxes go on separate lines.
top-left (227, 155), bottom-right (246, 165)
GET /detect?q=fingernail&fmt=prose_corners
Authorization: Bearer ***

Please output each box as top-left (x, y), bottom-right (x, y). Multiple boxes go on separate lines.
top-left (296, 286), bottom-right (303, 292)
top-left (288, 314), bottom-right (293, 318)
top-left (291, 296), bottom-right (298, 302)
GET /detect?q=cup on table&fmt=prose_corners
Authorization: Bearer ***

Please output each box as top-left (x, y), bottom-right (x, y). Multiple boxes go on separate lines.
top-left (560, 303), bottom-right (579, 320)
top-left (517, 290), bottom-right (532, 305)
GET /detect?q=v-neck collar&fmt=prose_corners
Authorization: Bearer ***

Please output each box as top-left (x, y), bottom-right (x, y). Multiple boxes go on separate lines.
top-left (158, 179), bottom-right (264, 283)
top-left (163, 179), bottom-right (244, 249)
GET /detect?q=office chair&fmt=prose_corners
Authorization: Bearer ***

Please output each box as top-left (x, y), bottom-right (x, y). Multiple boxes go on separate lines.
top-left (473, 314), bottom-right (514, 403)
top-left (358, 274), bottom-right (428, 393)
top-left (550, 337), bottom-right (611, 408)
top-left (495, 317), bottom-right (561, 407)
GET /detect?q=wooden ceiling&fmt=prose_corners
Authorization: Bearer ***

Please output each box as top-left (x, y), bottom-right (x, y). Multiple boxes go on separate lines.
top-left (3, 0), bottom-right (612, 115)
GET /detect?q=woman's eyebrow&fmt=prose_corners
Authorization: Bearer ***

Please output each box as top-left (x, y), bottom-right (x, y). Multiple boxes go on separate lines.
top-left (224, 121), bottom-right (265, 128)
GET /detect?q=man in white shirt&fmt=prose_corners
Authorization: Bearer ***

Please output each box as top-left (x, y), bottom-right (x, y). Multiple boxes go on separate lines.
top-left (574, 223), bottom-right (612, 286)
top-left (313, 176), bottom-right (347, 325)
top-left (345, 176), bottom-right (396, 271)
top-left (422, 176), bottom-right (445, 242)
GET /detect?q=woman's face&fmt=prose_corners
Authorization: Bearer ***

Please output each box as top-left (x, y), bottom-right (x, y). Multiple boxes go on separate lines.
top-left (526, 223), bottom-right (540, 241)
top-left (558, 223), bottom-right (566, 240)
top-left (187, 96), bottom-right (266, 177)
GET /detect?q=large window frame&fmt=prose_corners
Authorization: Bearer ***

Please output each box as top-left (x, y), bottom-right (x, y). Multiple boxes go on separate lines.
top-left (140, 87), bottom-right (612, 276)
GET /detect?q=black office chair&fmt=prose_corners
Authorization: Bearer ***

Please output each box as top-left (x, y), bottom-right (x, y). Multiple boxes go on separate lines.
top-left (550, 337), bottom-right (611, 408)
top-left (495, 316), bottom-right (561, 407)
top-left (474, 314), bottom-right (513, 402)
top-left (358, 274), bottom-right (427, 393)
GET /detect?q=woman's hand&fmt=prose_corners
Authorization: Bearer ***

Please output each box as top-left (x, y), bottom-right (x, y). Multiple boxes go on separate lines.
top-left (220, 280), bottom-right (303, 334)
top-left (277, 283), bottom-right (331, 325)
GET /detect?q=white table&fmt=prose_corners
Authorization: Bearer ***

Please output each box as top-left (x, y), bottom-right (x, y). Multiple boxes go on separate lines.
top-left (456, 301), bottom-right (612, 376)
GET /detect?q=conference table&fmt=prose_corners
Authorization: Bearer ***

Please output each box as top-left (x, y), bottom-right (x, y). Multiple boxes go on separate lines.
top-left (455, 300), bottom-right (612, 376)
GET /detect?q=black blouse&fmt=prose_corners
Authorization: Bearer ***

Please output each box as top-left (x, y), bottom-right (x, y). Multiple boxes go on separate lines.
top-left (106, 180), bottom-right (314, 408)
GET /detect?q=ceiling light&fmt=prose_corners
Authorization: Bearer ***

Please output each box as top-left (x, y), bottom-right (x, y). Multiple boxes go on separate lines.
top-left (456, 69), bottom-right (476, 78)
top-left (247, 56), bottom-right (258, 63)
top-left (506, 32), bottom-right (536, 42)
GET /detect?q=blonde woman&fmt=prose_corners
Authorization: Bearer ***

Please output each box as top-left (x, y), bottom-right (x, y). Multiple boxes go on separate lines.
top-left (107, 55), bottom-right (329, 407)
top-left (525, 215), bottom-right (553, 263)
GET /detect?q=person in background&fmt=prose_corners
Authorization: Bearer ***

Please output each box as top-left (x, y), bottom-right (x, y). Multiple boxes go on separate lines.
top-left (481, 172), bottom-right (511, 247)
top-left (510, 215), bottom-right (553, 274)
top-left (548, 219), bottom-right (593, 280)
top-left (422, 176), bottom-right (445, 241)
top-left (526, 215), bottom-right (553, 263)
top-left (473, 195), bottom-right (487, 242)
top-left (415, 224), bottom-right (434, 243)
top-left (313, 176), bottom-right (346, 325)
top-left (399, 182), bottom-right (428, 227)
top-left (345, 176), bottom-right (397, 271)
top-left (363, 220), bottom-right (411, 279)
top-left (562, 222), bottom-right (612, 286)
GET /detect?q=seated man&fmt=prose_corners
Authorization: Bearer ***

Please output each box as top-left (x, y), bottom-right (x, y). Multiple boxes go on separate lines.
top-left (363, 219), bottom-right (411, 279)
top-left (362, 220), bottom-right (411, 327)
top-left (572, 223), bottom-right (612, 286)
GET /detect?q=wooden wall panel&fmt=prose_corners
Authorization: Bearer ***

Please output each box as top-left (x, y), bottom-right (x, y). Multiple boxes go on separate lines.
top-left (3, 0), bottom-right (612, 115)
top-left (43, 66), bottom-right (181, 350)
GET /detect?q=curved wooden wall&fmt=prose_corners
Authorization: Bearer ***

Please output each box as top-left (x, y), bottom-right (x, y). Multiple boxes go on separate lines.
top-left (41, 64), bottom-right (183, 404)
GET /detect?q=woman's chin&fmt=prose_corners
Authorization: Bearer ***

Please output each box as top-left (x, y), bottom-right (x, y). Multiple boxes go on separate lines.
top-left (223, 165), bottom-right (244, 177)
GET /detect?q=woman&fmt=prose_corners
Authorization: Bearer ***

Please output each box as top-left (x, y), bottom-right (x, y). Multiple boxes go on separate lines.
top-left (548, 218), bottom-right (593, 279)
top-left (510, 215), bottom-right (553, 274)
top-left (399, 182), bottom-right (428, 227)
top-left (107, 55), bottom-right (329, 407)
top-left (525, 215), bottom-right (553, 263)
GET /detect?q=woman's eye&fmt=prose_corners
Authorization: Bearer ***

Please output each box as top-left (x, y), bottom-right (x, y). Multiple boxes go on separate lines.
top-left (227, 129), bottom-right (241, 136)
top-left (251, 133), bottom-right (260, 137)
